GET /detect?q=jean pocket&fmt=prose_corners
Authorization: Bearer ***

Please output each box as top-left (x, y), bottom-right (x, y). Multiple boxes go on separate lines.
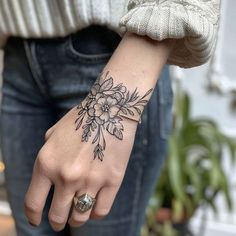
top-left (65, 34), bottom-right (113, 64)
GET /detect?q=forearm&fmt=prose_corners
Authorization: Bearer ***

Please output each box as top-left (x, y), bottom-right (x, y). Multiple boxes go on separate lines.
top-left (90, 32), bottom-right (175, 123)
top-left (103, 32), bottom-right (175, 94)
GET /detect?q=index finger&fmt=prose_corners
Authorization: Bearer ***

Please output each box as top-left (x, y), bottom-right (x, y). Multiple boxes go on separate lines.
top-left (24, 159), bottom-right (52, 226)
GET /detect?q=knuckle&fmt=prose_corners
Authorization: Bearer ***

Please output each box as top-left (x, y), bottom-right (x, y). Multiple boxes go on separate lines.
top-left (24, 200), bottom-right (41, 215)
top-left (72, 215), bottom-right (89, 224)
top-left (107, 172), bottom-right (123, 187)
top-left (93, 208), bottom-right (110, 218)
top-left (86, 172), bottom-right (103, 186)
top-left (58, 167), bottom-right (80, 184)
top-left (44, 129), bottom-right (52, 141)
top-left (48, 213), bottom-right (66, 226)
top-left (37, 146), bottom-right (53, 160)
top-left (36, 149), bottom-right (53, 175)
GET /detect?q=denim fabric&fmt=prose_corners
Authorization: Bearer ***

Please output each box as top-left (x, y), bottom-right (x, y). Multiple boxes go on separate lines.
top-left (0, 25), bottom-right (173, 236)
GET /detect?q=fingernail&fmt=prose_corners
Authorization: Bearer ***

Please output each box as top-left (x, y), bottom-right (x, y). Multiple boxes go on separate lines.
top-left (28, 221), bottom-right (37, 227)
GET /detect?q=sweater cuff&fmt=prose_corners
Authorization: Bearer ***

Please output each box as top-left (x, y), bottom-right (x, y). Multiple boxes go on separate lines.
top-left (119, 0), bottom-right (220, 68)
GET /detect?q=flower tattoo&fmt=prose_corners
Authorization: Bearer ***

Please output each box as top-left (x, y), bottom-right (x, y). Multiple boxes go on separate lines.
top-left (75, 70), bottom-right (153, 161)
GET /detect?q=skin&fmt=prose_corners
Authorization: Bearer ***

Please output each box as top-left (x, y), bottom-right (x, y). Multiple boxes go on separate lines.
top-left (24, 31), bottom-right (175, 231)
top-left (75, 71), bottom-right (154, 161)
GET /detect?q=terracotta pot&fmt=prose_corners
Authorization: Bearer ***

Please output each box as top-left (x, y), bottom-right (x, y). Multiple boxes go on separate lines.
top-left (156, 208), bottom-right (172, 223)
top-left (155, 208), bottom-right (192, 236)
top-left (156, 207), bottom-right (188, 224)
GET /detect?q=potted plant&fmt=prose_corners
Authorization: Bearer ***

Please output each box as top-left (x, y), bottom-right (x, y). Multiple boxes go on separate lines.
top-left (142, 82), bottom-right (236, 236)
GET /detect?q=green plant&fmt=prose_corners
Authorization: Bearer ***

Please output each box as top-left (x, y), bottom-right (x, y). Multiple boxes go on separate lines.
top-left (143, 82), bottom-right (236, 235)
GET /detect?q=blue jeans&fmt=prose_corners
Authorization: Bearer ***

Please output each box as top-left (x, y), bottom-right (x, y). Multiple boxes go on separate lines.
top-left (0, 25), bottom-right (173, 236)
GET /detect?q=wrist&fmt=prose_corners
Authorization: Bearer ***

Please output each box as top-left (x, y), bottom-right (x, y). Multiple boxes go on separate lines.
top-left (80, 70), bottom-right (152, 123)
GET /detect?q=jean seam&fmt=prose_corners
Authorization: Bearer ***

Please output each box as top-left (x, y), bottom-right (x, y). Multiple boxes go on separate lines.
top-left (23, 40), bottom-right (53, 105)
top-left (158, 78), bottom-right (164, 139)
top-left (159, 77), bottom-right (173, 140)
top-left (129, 164), bottom-right (143, 236)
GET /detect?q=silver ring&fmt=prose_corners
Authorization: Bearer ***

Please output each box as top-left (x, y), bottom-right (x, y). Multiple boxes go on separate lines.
top-left (73, 193), bottom-right (96, 213)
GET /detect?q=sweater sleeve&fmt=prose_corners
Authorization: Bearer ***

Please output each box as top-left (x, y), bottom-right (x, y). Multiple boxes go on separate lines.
top-left (119, 0), bottom-right (220, 68)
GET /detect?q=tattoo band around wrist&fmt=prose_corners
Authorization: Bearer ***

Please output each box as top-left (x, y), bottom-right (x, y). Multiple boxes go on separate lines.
top-left (74, 70), bottom-right (153, 161)
top-left (119, 113), bottom-right (141, 124)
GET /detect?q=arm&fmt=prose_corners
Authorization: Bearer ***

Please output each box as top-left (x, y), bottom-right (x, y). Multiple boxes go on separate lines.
top-left (104, 32), bottom-right (174, 100)
top-left (75, 33), bottom-right (175, 160)
top-left (24, 32), bottom-right (174, 231)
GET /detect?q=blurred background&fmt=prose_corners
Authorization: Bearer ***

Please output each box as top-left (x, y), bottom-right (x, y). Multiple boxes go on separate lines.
top-left (0, 0), bottom-right (236, 236)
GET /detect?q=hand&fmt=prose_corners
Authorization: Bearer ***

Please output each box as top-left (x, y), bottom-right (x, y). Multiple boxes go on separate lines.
top-left (24, 70), bottom-right (151, 231)
top-left (24, 30), bottom-right (173, 231)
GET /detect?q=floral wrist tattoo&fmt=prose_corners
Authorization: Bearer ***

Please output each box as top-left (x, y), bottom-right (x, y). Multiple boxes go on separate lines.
top-left (75, 70), bottom-right (153, 161)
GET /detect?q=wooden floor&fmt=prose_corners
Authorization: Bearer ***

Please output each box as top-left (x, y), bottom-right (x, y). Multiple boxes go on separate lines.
top-left (0, 215), bottom-right (16, 236)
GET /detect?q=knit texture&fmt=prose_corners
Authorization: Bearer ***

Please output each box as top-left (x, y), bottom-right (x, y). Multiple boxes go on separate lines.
top-left (0, 0), bottom-right (220, 68)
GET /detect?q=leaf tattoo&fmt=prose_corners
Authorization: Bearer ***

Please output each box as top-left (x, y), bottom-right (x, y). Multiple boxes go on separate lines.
top-left (75, 70), bottom-right (153, 161)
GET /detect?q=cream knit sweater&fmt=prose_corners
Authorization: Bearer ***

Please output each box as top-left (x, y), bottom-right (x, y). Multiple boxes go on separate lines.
top-left (0, 0), bottom-right (220, 68)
